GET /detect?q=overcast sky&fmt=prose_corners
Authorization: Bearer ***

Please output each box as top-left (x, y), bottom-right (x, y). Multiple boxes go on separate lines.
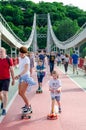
top-left (30, 0), bottom-right (86, 11)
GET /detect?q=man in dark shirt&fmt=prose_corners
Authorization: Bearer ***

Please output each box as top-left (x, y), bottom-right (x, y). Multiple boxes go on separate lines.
top-left (38, 50), bottom-right (45, 65)
top-left (49, 51), bottom-right (56, 75)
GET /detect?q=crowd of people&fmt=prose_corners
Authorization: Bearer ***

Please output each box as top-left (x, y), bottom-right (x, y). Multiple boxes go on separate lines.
top-left (0, 46), bottom-right (86, 116)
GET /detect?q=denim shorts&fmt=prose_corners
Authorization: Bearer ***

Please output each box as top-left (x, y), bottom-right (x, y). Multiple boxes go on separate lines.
top-left (19, 75), bottom-right (36, 86)
top-left (51, 95), bottom-right (60, 101)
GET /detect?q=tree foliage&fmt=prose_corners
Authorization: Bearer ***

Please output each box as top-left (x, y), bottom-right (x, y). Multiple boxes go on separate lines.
top-left (0, 0), bottom-right (86, 56)
top-left (54, 18), bottom-right (79, 41)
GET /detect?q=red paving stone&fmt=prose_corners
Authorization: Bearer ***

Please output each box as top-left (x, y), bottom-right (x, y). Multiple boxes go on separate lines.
top-left (0, 67), bottom-right (86, 130)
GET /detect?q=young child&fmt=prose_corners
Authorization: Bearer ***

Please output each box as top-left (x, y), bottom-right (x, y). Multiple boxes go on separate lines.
top-left (49, 70), bottom-right (62, 115)
top-left (36, 60), bottom-right (46, 92)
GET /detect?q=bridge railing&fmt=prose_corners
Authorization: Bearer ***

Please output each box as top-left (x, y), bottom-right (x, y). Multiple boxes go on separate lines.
top-left (0, 13), bottom-right (23, 43)
top-left (0, 13), bottom-right (36, 48)
top-left (62, 22), bottom-right (86, 45)
top-left (48, 13), bottom-right (86, 49)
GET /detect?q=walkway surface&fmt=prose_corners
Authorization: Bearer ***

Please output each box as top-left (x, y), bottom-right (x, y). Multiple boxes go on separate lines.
top-left (0, 64), bottom-right (86, 130)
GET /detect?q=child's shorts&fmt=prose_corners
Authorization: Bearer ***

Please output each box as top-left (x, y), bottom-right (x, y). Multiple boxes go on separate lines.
top-left (51, 95), bottom-right (60, 101)
top-left (19, 74), bottom-right (36, 86)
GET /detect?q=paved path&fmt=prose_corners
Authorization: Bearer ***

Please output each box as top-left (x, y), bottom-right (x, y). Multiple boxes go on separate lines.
top-left (0, 65), bottom-right (86, 130)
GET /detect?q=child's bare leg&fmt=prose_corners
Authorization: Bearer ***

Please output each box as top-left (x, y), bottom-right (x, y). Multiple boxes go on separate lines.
top-left (51, 99), bottom-right (55, 113)
top-left (57, 100), bottom-right (61, 113)
top-left (57, 101), bottom-right (61, 107)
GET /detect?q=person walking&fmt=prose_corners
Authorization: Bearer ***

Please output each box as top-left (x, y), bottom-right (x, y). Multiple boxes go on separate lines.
top-left (56, 53), bottom-right (61, 66)
top-left (72, 51), bottom-right (79, 75)
top-left (63, 54), bottom-right (70, 74)
top-left (49, 52), bottom-right (56, 75)
top-left (29, 52), bottom-right (35, 77)
top-left (0, 47), bottom-right (15, 115)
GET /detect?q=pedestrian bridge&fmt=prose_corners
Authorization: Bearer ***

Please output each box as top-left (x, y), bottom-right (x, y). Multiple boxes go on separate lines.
top-left (0, 12), bottom-right (86, 130)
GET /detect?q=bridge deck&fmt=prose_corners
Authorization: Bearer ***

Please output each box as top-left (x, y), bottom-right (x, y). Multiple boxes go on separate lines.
top-left (0, 65), bottom-right (86, 130)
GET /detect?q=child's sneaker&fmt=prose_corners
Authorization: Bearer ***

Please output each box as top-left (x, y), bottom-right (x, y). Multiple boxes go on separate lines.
top-left (1, 102), bottom-right (3, 109)
top-left (2, 109), bottom-right (6, 115)
top-left (39, 87), bottom-right (42, 91)
top-left (36, 87), bottom-right (43, 93)
top-left (58, 108), bottom-right (62, 113)
top-left (38, 87), bottom-right (41, 90)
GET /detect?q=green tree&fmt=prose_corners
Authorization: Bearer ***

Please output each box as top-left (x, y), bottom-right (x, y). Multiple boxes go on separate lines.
top-left (24, 26), bottom-right (31, 41)
top-left (78, 16), bottom-right (86, 26)
top-left (80, 43), bottom-right (86, 57)
top-left (55, 18), bottom-right (79, 41)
